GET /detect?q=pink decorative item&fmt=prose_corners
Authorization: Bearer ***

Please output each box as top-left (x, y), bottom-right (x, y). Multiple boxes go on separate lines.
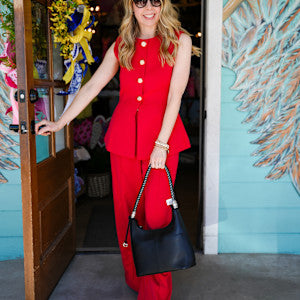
top-left (35, 95), bottom-right (50, 122)
top-left (73, 118), bottom-right (93, 146)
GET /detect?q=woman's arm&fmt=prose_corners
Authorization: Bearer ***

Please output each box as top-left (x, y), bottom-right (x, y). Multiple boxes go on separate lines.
top-left (149, 33), bottom-right (192, 168)
top-left (36, 41), bottom-right (119, 135)
top-left (157, 33), bottom-right (192, 143)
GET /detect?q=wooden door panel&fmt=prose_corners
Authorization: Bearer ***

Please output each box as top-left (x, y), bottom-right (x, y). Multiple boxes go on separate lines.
top-left (40, 186), bottom-right (69, 253)
top-left (14, 0), bottom-right (76, 298)
top-left (39, 225), bottom-right (74, 299)
top-left (37, 149), bottom-right (73, 200)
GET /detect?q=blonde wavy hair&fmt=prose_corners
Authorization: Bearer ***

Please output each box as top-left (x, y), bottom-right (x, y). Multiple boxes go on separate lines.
top-left (117, 0), bottom-right (201, 70)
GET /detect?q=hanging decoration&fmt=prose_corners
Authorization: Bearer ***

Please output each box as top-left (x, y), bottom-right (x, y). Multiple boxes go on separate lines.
top-left (49, 0), bottom-right (99, 118)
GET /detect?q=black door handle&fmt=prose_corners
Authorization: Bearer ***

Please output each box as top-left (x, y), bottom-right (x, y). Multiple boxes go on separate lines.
top-left (8, 123), bottom-right (27, 134)
top-left (9, 121), bottom-right (47, 134)
top-left (9, 124), bottom-right (19, 132)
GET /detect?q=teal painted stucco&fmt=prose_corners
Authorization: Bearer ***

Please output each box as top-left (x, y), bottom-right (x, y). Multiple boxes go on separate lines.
top-left (219, 67), bottom-right (300, 253)
top-left (0, 136), bottom-right (23, 261)
top-left (0, 10), bottom-right (23, 260)
top-left (0, 125), bottom-right (50, 261)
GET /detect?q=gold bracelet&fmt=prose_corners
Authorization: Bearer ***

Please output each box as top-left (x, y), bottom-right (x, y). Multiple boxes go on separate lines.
top-left (155, 140), bottom-right (169, 150)
top-left (154, 144), bottom-right (169, 153)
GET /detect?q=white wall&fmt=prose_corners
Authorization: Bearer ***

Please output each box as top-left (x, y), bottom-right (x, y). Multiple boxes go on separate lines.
top-left (203, 0), bottom-right (223, 254)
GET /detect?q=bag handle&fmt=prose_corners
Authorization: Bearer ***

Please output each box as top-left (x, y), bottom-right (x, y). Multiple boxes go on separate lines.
top-left (123, 164), bottom-right (178, 247)
top-left (130, 164), bottom-right (178, 219)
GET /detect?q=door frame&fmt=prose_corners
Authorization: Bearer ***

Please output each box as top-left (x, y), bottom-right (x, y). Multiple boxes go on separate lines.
top-left (201, 0), bottom-right (223, 254)
top-left (14, 4), bottom-right (40, 296)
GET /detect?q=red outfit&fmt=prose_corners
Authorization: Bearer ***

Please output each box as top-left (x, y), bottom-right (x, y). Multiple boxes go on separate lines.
top-left (104, 32), bottom-right (191, 299)
top-left (104, 32), bottom-right (191, 159)
top-left (110, 152), bottom-right (179, 300)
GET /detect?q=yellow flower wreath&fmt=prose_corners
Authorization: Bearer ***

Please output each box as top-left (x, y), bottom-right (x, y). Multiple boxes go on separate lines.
top-left (48, 0), bottom-right (97, 84)
top-left (48, 0), bottom-right (92, 61)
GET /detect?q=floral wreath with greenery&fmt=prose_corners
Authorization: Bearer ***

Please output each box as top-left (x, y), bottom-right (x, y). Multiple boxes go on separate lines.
top-left (49, 0), bottom-right (98, 92)
top-left (49, 0), bottom-right (84, 60)
top-left (49, 0), bottom-right (96, 60)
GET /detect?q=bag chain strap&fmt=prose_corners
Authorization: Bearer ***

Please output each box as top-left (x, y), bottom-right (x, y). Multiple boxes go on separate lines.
top-left (123, 164), bottom-right (178, 247)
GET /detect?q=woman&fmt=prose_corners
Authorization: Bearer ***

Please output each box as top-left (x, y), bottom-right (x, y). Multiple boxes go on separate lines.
top-left (36, 0), bottom-right (200, 299)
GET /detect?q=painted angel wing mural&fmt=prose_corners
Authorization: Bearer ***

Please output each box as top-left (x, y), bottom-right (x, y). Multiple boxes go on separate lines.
top-left (0, 3), bottom-right (20, 184)
top-left (0, 75), bottom-right (19, 184)
top-left (222, 0), bottom-right (300, 194)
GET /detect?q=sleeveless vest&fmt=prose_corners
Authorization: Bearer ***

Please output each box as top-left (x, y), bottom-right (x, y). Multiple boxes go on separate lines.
top-left (104, 31), bottom-right (191, 160)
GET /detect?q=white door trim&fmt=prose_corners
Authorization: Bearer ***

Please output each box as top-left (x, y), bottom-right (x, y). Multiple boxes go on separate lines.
top-left (202, 0), bottom-right (223, 254)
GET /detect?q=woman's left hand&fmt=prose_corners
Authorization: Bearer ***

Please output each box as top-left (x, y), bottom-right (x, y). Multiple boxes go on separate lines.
top-left (149, 146), bottom-right (167, 169)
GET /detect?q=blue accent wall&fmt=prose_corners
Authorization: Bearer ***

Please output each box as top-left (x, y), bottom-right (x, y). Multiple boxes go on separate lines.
top-left (0, 15), bottom-right (23, 260)
top-left (219, 67), bottom-right (300, 253)
top-left (0, 136), bottom-right (23, 261)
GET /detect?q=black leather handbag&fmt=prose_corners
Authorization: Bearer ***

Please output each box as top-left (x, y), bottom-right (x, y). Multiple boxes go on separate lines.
top-left (123, 165), bottom-right (196, 277)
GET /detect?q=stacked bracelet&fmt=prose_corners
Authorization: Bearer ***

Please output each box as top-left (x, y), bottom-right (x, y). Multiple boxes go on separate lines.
top-left (155, 140), bottom-right (169, 153)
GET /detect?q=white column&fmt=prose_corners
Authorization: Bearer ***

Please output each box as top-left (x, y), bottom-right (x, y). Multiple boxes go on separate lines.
top-left (203, 0), bottom-right (223, 254)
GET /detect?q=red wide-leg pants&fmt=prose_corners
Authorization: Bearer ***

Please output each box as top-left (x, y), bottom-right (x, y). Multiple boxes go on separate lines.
top-left (110, 152), bottom-right (179, 300)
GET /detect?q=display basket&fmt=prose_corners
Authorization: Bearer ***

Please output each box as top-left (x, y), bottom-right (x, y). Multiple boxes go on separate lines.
top-left (87, 172), bottom-right (111, 198)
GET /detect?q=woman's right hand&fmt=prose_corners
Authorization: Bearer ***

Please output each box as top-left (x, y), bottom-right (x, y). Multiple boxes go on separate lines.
top-left (35, 119), bottom-right (63, 136)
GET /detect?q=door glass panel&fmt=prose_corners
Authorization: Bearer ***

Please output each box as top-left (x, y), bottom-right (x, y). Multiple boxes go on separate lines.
top-left (35, 88), bottom-right (51, 163)
top-left (54, 88), bottom-right (66, 152)
top-left (53, 35), bottom-right (64, 80)
top-left (32, 0), bottom-right (49, 80)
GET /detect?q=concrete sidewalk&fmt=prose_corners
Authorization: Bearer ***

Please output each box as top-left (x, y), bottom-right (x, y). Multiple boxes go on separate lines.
top-left (1, 253), bottom-right (300, 299)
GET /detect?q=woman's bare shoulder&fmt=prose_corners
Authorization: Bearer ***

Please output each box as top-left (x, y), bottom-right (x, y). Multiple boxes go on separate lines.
top-left (179, 32), bottom-right (192, 44)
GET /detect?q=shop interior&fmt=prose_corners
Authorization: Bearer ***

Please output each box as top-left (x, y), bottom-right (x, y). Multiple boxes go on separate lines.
top-left (74, 0), bottom-right (203, 252)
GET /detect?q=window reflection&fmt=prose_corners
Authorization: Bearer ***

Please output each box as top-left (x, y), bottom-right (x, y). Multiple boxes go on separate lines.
top-left (35, 88), bottom-right (51, 163)
top-left (32, 0), bottom-right (49, 80)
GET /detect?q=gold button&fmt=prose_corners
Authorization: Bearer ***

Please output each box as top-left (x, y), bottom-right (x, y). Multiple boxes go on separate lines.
top-left (137, 78), bottom-right (143, 83)
top-left (140, 59), bottom-right (145, 65)
top-left (141, 41), bottom-right (147, 47)
top-left (137, 96), bottom-right (142, 101)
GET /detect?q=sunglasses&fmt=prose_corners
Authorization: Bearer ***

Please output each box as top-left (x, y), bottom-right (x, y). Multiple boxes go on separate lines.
top-left (133, 0), bottom-right (162, 8)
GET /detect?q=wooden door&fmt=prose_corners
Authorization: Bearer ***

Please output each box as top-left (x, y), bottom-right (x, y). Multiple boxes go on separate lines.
top-left (14, 0), bottom-right (76, 299)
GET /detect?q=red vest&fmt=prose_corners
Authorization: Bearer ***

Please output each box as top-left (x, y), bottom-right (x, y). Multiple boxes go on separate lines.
top-left (104, 31), bottom-right (191, 160)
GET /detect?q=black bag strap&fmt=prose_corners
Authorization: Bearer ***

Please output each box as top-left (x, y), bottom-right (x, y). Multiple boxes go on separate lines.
top-left (133, 165), bottom-right (178, 217)
top-left (123, 164), bottom-right (178, 247)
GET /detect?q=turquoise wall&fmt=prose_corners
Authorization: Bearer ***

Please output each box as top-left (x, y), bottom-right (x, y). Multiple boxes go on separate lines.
top-left (0, 11), bottom-right (23, 260)
top-left (219, 68), bottom-right (300, 253)
top-left (0, 78), bottom-right (23, 260)
top-left (220, 0), bottom-right (300, 253)
top-left (0, 152), bottom-right (23, 260)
